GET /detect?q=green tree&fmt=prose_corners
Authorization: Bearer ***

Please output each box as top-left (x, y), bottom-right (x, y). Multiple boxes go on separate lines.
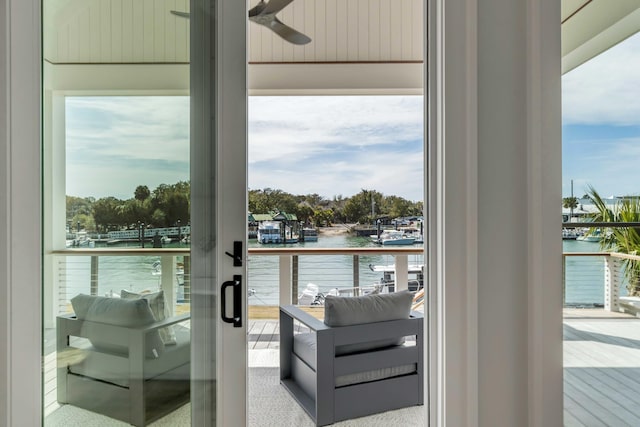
top-left (92, 197), bottom-right (123, 232)
top-left (66, 196), bottom-right (94, 223)
top-left (382, 195), bottom-right (414, 219)
top-left (313, 208), bottom-right (334, 227)
top-left (249, 188), bottom-right (297, 214)
top-left (134, 185), bottom-right (151, 202)
top-left (149, 182), bottom-right (190, 227)
top-left (71, 213), bottom-right (96, 232)
top-left (563, 197), bottom-right (578, 210)
top-left (295, 201), bottom-right (315, 224)
top-left (589, 187), bottom-right (640, 296)
top-left (342, 190), bottom-right (382, 223)
top-left (121, 199), bottom-right (150, 226)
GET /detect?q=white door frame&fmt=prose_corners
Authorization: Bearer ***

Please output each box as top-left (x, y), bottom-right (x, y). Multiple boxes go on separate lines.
top-left (1, 0), bottom-right (43, 425)
top-left (190, 0), bottom-right (248, 425)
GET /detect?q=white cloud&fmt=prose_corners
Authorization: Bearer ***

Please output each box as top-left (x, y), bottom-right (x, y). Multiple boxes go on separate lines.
top-left (66, 96), bottom-right (190, 163)
top-left (248, 96), bottom-right (423, 165)
top-left (66, 95), bottom-right (425, 201)
top-left (248, 96), bottom-right (424, 200)
top-left (249, 148), bottom-right (425, 201)
top-left (563, 32), bottom-right (640, 126)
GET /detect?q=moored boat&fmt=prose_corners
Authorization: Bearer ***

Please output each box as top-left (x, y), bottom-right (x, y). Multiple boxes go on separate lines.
top-left (373, 230), bottom-right (416, 245)
top-left (257, 221), bottom-right (282, 244)
top-left (369, 263), bottom-right (424, 291)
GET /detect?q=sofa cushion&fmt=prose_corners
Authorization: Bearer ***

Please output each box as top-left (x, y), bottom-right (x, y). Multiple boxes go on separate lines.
top-left (335, 363), bottom-right (417, 388)
top-left (323, 290), bottom-right (413, 354)
top-left (70, 294), bottom-right (164, 359)
top-left (69, 324), bottom-right (190, 387)
top-left (121, 289), bottom-right (177, 345)
top-left (323, 290), bottom-right (413, 327)
top-left (293, 332), bottom-right (416, 387)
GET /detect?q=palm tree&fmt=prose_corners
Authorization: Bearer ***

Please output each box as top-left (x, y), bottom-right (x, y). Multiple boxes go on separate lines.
top-left (563, 196), bottom-right (578, 210)
top-left (588, 186), bottom-right (640, 296)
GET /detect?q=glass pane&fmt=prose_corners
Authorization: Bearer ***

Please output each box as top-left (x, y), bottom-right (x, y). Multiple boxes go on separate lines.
top-left (245, 3), bottom-right (426, 421)
top-left (42, 2), bottom-right (192, 425)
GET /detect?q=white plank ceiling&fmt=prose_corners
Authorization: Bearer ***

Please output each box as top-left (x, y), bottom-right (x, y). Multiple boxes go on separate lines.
top-left (44, 0), bottom-right (424, 64)
top-left (42, 0), bottom-right (640, 93)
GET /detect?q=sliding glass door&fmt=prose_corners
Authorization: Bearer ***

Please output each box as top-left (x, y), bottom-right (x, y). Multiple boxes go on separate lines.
top-left (42, 0), bottom-right (247, 425)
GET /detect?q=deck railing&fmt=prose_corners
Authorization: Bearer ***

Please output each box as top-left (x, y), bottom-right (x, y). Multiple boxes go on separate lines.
top-left (47, 247), bottom-right (424, 324)
top-left (47, 244), bottom-right (640, 325)
top-left (563, 251), bottom-right (640, 313)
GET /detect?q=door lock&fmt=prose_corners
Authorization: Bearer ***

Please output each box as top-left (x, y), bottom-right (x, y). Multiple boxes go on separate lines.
top-left (224, 241), bottom-right (243, 266)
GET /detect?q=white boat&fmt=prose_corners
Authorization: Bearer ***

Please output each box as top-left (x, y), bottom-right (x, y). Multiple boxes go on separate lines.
top-left (400, 227), bottom-right (424, 244)
top-left (151, 260), bottom-right (185, 284)
top-left (369, 263), bottom-right (424, 291)
top-left (257, 221), bottom-right (282, 244)
top-left (576, 234), bottom-right (601, 242)
top-left (373, 230), bottom-right (416, 245)
top-left (69, 231), bottom-right (92, 247)
top-left (576, 228), bottom-right (603, 242)
top-left (562, 228), bottom-right (579, 240)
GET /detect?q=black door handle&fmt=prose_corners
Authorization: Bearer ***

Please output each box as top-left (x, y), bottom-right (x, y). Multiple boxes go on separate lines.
top-left (224, 241), bottom-right (243, 266)
top-left (221, 275), bottom-right (242, 327)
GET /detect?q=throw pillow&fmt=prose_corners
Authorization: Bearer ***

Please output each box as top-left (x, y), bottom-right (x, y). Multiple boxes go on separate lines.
top-left (121, 289), bottom-right (177, 345)
top-left (323, 290), bottom-right (414, 355)
top-left (70, 294), bottom-right (164, 358)
top-left (324, 290), bottom-right (413, 327)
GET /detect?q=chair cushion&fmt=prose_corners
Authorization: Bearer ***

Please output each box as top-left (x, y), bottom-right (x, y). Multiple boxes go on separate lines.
top-left (323, 290), bottom-right (413, 353)
top-left (121, 289), bottom-right (177, 345)
top-left (293, 332), bottom-right (416, 387)
top-left (69, 325), bottom-right (190, 387)
top-left (323, 290), bottom-right (413, 327)
top-left (335, 363), bottom-right (417, 388)
top-left (70, 294), bottom-right (165, 359)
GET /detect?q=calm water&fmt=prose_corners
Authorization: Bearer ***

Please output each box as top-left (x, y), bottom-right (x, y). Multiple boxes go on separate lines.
top-left (62, 234), bottom-right (425, 306)
top-left (61, 236), bottom-right (605, 307)
top-left (563, 239), bottom-right (610, 306)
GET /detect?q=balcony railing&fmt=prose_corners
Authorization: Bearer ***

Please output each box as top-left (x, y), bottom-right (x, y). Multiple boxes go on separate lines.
top-left (48, 239), bottom-right (640, 322)
top-left (48, 247), bottom-right (425, 322)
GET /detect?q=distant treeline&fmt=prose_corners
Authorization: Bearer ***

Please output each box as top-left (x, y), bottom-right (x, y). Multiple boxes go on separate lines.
top-left (67, 183), bottom-right (423, 232)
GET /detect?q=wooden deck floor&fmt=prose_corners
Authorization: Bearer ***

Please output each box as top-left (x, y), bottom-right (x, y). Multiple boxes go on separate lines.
top-left (45, 310), bottom-right (640, 425)
top-left (564, 310), bottom-right (640, 426)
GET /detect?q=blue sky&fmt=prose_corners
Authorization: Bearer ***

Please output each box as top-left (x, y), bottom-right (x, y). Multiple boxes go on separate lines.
top-left (562, 32), bottom-right (640, 198)
top-left (66, 31), bottom-right (639, 202)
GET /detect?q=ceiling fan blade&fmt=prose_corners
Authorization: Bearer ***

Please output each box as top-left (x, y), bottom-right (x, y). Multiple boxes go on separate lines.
top-left (249, 0), bottom-right (268, 18)
top-left (171, 4), bottom-right (311, 46)
top-left (261, 0), bottom-right (295, 15)
top-left (170, 10), bottom-right (190, 19)
top-left (269, 17), bottom-right (311, 45)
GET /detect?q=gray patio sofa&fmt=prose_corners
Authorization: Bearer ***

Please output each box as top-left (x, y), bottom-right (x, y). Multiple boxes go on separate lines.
top-left (280, 290), bottom-right (424, 426)
top-left (56, 294), bottom-right (190, 426)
